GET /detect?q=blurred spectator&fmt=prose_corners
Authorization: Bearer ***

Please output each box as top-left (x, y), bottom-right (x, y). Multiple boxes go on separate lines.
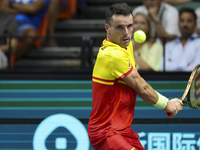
top-left (45, 0), bottom-right (69, 47)
top-left (132, 13), bottom-right (163, 72)
top-left (163, 0), bottom-right (192, 5)
top-left (161, 8), bottom-right (200, 71)
top-left (132, 0), bottom-right (180, 43)
top-left (195, 7), bottom-right (200, 34)
top-left (0, 0), bottom-right (50, 60)
top-left (0, 2), bottom-right (18, 69)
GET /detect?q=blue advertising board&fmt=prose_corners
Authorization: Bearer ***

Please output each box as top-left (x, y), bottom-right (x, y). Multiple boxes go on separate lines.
top-left (0, 80), bottom-right (200, 150)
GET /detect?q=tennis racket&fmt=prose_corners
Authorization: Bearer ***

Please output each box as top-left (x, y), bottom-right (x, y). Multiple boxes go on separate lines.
top-left (167, 64), bottom-right (200, 116)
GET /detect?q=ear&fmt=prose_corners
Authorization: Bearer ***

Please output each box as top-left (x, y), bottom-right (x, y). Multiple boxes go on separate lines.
top-left (105, 23), bottom-right (110, 32)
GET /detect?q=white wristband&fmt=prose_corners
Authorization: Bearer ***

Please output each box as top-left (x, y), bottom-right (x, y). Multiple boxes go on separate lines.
top-left (153, 91), bottom-right (169, 109)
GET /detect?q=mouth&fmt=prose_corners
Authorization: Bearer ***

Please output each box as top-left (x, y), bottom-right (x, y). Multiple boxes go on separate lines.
top-left (183, 28), bottom-right (189, 30)
top-left (122, 37), bottom-right (130, 42)
top-left (182, 27), bottom-right (189, 31)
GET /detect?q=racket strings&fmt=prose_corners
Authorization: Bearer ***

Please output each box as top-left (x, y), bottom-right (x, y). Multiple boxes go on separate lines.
top-left (189, 68), bottom-right (200, 108)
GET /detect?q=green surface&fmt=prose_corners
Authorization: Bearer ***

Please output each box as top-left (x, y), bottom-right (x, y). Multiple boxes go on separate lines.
top-left (0, 81), bottom-right (186, 89)
top-left (0, 83), bottom-right (92, 90)
top-left (0, 80), bottom-right (187, 108)
top-left (175, 2), bottom-right (200, 10)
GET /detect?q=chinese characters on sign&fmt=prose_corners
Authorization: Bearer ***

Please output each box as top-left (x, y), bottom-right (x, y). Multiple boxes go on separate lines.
top-left (138, 132), bottom-right (200, 150)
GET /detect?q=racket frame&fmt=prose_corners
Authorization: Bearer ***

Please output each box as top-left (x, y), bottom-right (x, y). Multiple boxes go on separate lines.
top-left (167, 64), bottom-right (200, 116)
top-left (181, 64), bottom-right (200, 109)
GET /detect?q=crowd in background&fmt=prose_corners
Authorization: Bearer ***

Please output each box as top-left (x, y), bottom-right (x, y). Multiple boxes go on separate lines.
top-left (132, 0), bottom-right (200, 72)
top-left (0, 0), bottom-right (86, 69)
top-left (0, 0), bottom-right (200, 72)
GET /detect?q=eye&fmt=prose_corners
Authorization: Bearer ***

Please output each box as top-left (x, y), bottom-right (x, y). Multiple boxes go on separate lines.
top-left (117, 25), bottom-right (123, 29)
top-left (127, 24), bottom-right (133, 29)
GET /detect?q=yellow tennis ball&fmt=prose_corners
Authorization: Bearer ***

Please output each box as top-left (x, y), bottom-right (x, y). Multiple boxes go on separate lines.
top-left (134, 30), bottom-right (146, 43)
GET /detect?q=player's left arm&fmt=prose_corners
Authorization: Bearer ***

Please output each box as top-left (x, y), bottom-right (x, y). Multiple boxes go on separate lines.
top-left (122, 67), bottom-right (183, 117)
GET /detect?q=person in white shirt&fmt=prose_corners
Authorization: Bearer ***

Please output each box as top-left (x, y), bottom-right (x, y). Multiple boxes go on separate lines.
top-left (132, 0), bottom-right (181, 43)
top-left (161, 7), bottom-right (200, 72)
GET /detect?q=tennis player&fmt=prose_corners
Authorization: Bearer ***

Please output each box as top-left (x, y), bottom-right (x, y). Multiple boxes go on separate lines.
top-left (88, 3), bottom-right (183, 150)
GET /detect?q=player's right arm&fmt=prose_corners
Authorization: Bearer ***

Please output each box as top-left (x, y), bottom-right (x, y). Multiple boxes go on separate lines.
top-left (122, 67), bottom-right (183, 117)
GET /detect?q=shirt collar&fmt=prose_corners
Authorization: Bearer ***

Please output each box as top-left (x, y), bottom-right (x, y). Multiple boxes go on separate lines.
top-left (104, 38), bottom-right (128, 50)
top-left (175, 32), bottom-right (199, 43)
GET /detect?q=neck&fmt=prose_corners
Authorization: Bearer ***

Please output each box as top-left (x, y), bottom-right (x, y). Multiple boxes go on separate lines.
top-left (181, 39), bottom-right (187, 47)
top-left (180, 34), bottom-right (192, 47)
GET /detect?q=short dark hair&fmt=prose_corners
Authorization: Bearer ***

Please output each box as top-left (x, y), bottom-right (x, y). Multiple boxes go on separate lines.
top-left (179, 7), bottom-right (197, 21)
top-left (105, 3), bottom-right (132, 25)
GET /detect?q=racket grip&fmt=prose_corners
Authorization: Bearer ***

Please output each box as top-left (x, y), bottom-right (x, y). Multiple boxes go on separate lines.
top-left (167, 112), bottom-right (172, 117)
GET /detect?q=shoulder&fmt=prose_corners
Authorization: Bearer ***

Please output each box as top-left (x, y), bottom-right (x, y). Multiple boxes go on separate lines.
top-left (192, 37), bottom-right (200, 46)
top-left (165, 39), bottom-right (179, 48)
top-left (101, 46), bottom-right (127, 58)
top-left (111, 49), bottom-right (128, 60)
top-left (102, 40), bottom-right (128, 57)
top-left (163, 2), bottom-right (178, 13)
top-left (102, 47), bottom-right (129, 65)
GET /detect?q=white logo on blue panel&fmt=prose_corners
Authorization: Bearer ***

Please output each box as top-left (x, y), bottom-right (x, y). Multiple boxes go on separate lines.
top-left (33, 113), bottom-right (89, 150)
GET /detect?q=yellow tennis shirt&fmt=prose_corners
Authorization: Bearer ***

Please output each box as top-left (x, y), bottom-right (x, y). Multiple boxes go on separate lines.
top-left (93, 39), bottom-right (136, 83)
top-left (88, 39), bottom-right (139, 149)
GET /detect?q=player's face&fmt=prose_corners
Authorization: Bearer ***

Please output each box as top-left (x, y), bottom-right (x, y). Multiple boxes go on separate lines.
top-left (133, 14), bottom-right (149, 35)
top-left (105, 14), bottom-right (133, 48)
top-left (179, 12), bottom-right (197, 38)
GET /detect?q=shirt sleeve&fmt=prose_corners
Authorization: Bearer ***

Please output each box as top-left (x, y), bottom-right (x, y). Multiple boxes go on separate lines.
top-left (111, 50), bottom-right (132, 79)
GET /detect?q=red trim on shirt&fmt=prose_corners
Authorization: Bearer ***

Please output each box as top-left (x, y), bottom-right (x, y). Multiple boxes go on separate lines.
top-left (118, 66), bottom-right (133, 80)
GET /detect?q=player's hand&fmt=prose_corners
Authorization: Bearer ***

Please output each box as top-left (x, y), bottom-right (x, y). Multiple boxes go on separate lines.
top-left (163, 98), bottom-right (183, 118)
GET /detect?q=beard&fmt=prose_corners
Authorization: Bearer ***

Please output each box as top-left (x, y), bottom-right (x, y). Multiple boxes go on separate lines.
top-left (180, 26), bottom-right (193, 40)
top-left (181, 32), bottom-right (193, 40)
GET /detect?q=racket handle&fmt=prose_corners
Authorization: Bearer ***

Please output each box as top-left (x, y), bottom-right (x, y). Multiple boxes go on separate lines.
top-left (166, 112), bottom-right (172, 117)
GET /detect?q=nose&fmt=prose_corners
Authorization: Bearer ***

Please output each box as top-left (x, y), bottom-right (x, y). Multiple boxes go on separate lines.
top-left (124, 27), bottom-right (129, 35)
top-left (182, 21), bottom-right (189, 27)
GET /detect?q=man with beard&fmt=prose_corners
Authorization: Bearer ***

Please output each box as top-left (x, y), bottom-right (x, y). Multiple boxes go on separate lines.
top-left (88, 3), bottom-right (183, 150)
top-left (161, 7), bottom-right (200, 72)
